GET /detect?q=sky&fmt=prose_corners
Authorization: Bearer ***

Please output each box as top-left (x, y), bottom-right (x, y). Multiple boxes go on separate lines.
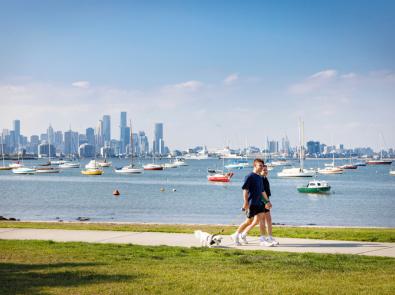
top-left (0, 0), bottom-right (394, 151)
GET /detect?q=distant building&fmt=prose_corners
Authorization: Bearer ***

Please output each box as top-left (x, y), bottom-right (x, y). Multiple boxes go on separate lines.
top-left (86, 128), bottom-right (95, 146)
top-left (102, 115), bottom-right (111, 145)
top-left (307, 141), bottom-right (320, 156)
top-left (138, 131), bottom-right (149, 155)
top-left (38, 143), bottom-right (56, 158)
top-left (54, 131), bottom-right (63, 146)
top-left (64, 130), bottom-right (79, 155)
top-left (79, 143), bottom-right (95, 158)
top-left (47, 125), bottom-right (54, 144)
top-left (13, 119), bottom-right (20, 150)
top-left (268, 140), bottom-right (279, 153)
top-left (96, 120), bottom-right (104, 148)
top-left (153, 123), bottom-right (164, 155)
top-left (120, 111), bottom-right (127, 154)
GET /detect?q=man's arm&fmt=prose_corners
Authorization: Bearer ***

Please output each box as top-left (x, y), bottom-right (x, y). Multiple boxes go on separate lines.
top-left (262, 191), bottom-right (272, 208)
top-left (243, 189), bottom-right (249, 210)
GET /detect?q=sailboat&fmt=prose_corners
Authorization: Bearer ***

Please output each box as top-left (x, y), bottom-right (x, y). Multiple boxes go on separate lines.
top-left (318, 151), bottom-right (344, 174)
top-left (115, 121), bottom-right (143, 174)
top-left (340, 152), bottom-right (357, 169)
top-left (367, 134), bottom-right (393, 165)
top-left (277, 120), bottom-right (315, 177)
top-left (207, 157), bottom-right (234, 182)
top-left (12, 137), bottom-right (36, 174)
top-left (9, 138), bottom-right (23, 168)
top-left (36, 134), bottom-right (60, 173)
top-left (0, 135), bottom-right (12, 170)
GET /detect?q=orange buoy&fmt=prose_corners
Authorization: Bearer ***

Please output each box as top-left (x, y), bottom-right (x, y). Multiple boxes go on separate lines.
top-left (113, 190), bottom-right (120, 196)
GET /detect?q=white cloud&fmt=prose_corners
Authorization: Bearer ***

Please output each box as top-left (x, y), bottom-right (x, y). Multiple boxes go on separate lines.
top-left (223, 73), bottom-right (239, 85)
top-left (289, 69), bottom-right (337, 94)
top-left (169, 80), bottom-right (203, 91)
top-left (72, 80), bottom-right (90, 89)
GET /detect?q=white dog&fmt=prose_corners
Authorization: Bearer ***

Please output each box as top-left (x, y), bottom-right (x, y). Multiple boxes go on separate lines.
top-left (194, 230), bottom-right (222, 247)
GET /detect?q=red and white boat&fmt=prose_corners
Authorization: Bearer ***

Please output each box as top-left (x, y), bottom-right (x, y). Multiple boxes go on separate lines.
top-left (207, 172), bottom-right (234, 182)
top-left (143, 163), bottom-right (164, 171)
top-left (366, 159), bottom-right (392, 165)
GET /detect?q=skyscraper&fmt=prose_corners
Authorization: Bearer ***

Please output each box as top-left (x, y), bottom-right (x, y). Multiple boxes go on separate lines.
top-left (86, 128), bottom-right (95, 146)
top-left (47, 125), bottom-right (54, 144)
top-left (13, 119), bottom-right (20, 152)
top-left (153, 123), bottom-right (164, 155)
top-left (64, 130), bottom-right (79, 156)
top-left (120, 111), bottom-right (127, 154)
top-left (96, 120), bottom-right (104, 148)
top-left (102, 115), bottom-right (111, 144)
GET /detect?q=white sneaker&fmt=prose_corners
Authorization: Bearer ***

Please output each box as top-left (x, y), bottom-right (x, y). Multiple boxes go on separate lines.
top-left (260, 240), bottom-right (274, 247)
top-left (267, 237), bottom-right (279, 246)
top-left (240, 234), bottom-right (248, 244)
top-left (230, 233), bottom-right (241, 246)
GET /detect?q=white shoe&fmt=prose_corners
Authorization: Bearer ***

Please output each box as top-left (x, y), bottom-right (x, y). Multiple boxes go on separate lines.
top-left (267, 237), bottom-right (279, 246)
top-left (240, 234), bottom-right (248, 244)
top-left (260, 240), bottom-right (274, 247)
top-left (231, 233), bottom-right (241, 246)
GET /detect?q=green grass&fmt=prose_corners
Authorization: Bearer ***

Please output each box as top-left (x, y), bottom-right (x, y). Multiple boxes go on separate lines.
top-left (0, 240), bottom-right (394, 295)
top-left (1, 221), bottom-right (395, 242)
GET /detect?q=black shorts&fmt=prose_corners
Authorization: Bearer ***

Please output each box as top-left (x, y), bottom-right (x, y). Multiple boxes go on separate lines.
top-left (263, 206), bottom-right (270, 213)
top-left (246, 205), bottom-right (265, 219)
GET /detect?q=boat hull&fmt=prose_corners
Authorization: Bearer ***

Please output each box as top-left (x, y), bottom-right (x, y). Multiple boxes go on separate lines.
top-left (277, 168), bottom-right (315, 177)
top-left (0, 166), bottom-right (12, 170)
top-left (114, 167), bottom-right (143, 174)
top-left (81, 169), bottom-right (103, 175)
top-left (207, 172), bottom-right (234, 182)
top-left (12, 168), bottom-right (36, 174)
top-left (36, 168), bottom-right (60, 173)
top-left (297, 186), bottom-right (331, 193)
top-left (366, 160), bottom-right (392, 165)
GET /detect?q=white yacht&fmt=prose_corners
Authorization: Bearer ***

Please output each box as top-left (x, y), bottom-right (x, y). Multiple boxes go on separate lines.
top-left (59, 161), bottom-right (80, 168)
top-left (12, 167), bottom-right (36, 174)
top-left (114, 121), bottom-right (144, 174)
top-left (318, 166), bottom-right (344, 174)
top-left (278, 120), bottom-right (315, 178)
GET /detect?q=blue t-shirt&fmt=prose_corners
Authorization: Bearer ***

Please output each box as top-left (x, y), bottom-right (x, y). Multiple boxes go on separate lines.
top-left (242, 172), bottom-right (265, 206)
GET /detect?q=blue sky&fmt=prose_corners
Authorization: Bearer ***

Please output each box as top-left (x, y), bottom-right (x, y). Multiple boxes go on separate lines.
top-left (0, 0), bottom-right (394, 150)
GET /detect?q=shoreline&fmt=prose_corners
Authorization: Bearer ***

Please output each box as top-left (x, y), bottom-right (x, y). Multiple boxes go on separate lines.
top-left (6, 219), bottom-right (395, 229)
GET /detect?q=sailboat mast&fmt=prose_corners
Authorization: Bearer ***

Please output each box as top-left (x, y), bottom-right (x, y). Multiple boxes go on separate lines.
top-left (299, 119), bottom-right (304, 171)
top-left (1, 134), bottom-right (5, 166)
top-left (130, 120), bottom-right (133, 166)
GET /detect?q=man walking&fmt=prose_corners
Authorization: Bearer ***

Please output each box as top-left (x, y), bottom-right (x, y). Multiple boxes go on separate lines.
top-left (260, 164), bottom-right (279, 246)
top-left (231, 158), bottom-right (271, 246)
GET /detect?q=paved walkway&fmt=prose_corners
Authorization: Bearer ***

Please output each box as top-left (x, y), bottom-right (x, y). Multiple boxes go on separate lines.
top-left (1, 228), bottom-right (394, 258)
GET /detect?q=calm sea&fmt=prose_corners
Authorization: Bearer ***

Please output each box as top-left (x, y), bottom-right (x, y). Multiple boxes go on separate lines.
top-left (1, 159), bottom-right (394, 227)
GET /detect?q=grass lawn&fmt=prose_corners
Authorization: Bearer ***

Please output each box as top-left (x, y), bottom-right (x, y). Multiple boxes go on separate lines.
top-left (1, 221), bottom-right (394, 243)
top-left (1, 240), bottom-right (394, 295)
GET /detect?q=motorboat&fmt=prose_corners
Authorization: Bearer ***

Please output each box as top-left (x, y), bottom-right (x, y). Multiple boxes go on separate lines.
top-left (85, 160), bottom-right (101, 169)
top-left (81, 168), bottom-right (103, 175)
top-left (59, 162), bottom-right (80, 168)
top-left (98, 159), bottom-right (112, 167)
top-left (278, 167), bottom-right (315, 177)
top-left (114, 165), bottom-right (143, 174)
top-left (173, 158), bottom-right (188, 166)
top-left (339, 164), bottom-right (357, 169)
top-left (225, 159), bottom-right (250, 170)
top-left (35, 167), bottom-right (60, 173)
top-left (12, 167), bottom-right (36, 174)
top-left (163, 162), bottom-right (178, 169)
top-left (318, 166), bottom-right (343, 174)
top-left (270, 160), bottom-right (292, 167)
top-left (297, 180), bottom-right (331, 193)
top-left (143, 163), bottom-right (164, 171)
top-left (9, 161), bottom-right (23, 169)
top-left (50, 160), bottom-right (66, 165)
top-left (207, 172), bottom-right (234, 182)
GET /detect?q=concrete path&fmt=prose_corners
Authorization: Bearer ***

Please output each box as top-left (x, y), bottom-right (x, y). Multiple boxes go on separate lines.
top-left (1, 228), bottom-right (394, 258)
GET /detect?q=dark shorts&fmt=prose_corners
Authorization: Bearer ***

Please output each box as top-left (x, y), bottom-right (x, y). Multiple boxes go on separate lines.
top-left (246, 205), bottom-right (265, 219)
top-left (263, 206), bottom-right (270, 213)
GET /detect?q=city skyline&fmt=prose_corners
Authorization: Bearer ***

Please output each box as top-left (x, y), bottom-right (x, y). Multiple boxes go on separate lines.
top-left (0, 1), bottom-right (394, 149)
